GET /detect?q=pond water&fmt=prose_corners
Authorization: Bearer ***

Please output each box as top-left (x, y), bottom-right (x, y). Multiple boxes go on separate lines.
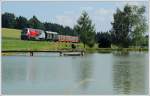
top-left (2, 52), bottom-right (149, 95)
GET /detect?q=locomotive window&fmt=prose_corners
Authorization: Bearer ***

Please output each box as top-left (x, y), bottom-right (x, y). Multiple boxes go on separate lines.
top-left (38, 30), bottom-right (43, 35)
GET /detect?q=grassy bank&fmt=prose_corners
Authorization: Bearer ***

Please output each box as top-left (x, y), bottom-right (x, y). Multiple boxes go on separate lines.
top-left (2, 28), bottom-right (148, 52)
top-left (86, 48), bottom-right (148, 53)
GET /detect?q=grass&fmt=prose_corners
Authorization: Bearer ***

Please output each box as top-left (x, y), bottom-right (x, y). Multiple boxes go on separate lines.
top-left (2, 28), bottom-right (85, 51)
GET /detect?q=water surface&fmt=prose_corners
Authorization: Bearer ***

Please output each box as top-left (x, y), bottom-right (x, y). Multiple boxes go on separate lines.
top-left (2, 52), bottom-right (149, 95)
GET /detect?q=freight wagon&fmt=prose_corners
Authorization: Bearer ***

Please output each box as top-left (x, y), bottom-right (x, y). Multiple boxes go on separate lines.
top-left (21, 28), bottom-right (79, 43)
top-left (58, 35), bottom-right (79, 43)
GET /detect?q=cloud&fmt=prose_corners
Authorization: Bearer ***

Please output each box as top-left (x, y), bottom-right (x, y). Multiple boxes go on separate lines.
top-left (80, 6), bottom-right (93, 11)
top-left (125, 1), bottom-right (147, 6)
top-left (89, 8), bottom-right (115, 32)
top-left (92, 8), bottom-right (114, 23)
top-left (127, 2), bottom-right (143, 6)
top-left (114, 1), bottom-right (147, 9)
top-left (94, 8), bottom-right (114, 16)
top-left (63, 11), bottom-right (75, 15)
top-left (55, 11), bottom-right (79, 28)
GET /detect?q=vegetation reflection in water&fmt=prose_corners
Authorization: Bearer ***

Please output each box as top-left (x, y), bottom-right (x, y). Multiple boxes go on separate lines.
top-left (65, 56), bottom-right (94, 94)
top-left (112, 51), bottom-right (148, 94)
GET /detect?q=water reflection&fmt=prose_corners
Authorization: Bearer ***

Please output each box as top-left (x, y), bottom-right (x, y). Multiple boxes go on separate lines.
top-left (26, 57), bottom-right (37, 82)
top-left (112, 51), bottom-right (129, 56)
top-left (71, 55), bottom-right (93, 92)
top-left (112, 52), bottom-right (148, 94)
top-left (2, 57), bottom-right (27, 82)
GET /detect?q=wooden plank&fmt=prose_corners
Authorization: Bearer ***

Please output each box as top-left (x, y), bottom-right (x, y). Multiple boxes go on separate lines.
top-left (2, 50), bottom-right (84, 53)
top-left (2, 50), bottom-right (85, 56)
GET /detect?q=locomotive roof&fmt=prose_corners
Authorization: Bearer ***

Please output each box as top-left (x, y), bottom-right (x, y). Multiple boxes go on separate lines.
top-left (46, 31), bottom-right (58, 34)
top-left (25, 28), bottom-right (43, 31)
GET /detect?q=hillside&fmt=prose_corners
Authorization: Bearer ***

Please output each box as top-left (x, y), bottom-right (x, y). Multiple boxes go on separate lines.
top-left (2, 28), bottom-right (84, 51)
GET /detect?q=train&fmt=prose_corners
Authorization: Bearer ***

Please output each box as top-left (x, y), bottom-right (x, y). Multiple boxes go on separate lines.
top-left (21, 28), bottom-right (79, 43)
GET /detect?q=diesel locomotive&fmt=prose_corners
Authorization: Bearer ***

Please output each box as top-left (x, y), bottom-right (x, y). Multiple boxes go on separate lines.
top-left (21, 28), bottom-right (79, 43)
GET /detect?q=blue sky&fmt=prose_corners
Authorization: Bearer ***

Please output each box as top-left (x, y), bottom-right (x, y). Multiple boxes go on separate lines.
top-left (2, 1), bottom-right (149, 32)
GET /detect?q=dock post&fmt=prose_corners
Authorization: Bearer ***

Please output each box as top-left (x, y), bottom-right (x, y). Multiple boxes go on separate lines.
top-left (81, 51), bottom-right (84, 56)
top-left (60, 51), bottom-right (62, 56)
top-left (30, 51), bottom-right (33, 56)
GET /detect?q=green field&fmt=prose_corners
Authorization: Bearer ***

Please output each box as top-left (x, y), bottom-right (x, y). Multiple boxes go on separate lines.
top-left (2, 28), bottom-right (85, 51)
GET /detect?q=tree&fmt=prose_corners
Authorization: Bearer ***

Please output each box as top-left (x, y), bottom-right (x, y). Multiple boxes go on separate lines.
top-left (96, 32), bottom-right (111, 48)
top-left (15, 16), bottom-right (29, 29)
top-left (111, 6), bottom-right (132, 48)
top-left (74, 11), bottom-right (96, 48)
top-left (141, 35), bottom-right (148, 47)
top-left (130, 6), bottom-right (148, 47)
top-left (44, 22), bottom-right (77, 36)
top-left (64, 26), bottom-right (78, 36)
top-left (2, 12), bottom-right (16, 28)
top-left (111, 4), bottom-right (147, 48)
top-left (28, 16), bottom-right (45, 30)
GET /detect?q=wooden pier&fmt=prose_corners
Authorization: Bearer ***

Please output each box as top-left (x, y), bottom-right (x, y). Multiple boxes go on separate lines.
top-left (2, 50), bottom-right (85, 56)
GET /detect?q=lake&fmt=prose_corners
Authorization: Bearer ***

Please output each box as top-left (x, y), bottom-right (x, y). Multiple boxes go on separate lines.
top-left (2, 52), bottom-right (149, 95)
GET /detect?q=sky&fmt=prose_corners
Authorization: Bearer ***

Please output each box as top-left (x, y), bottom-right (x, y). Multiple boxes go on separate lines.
top-left (2, 1), bottom-right (149, 32)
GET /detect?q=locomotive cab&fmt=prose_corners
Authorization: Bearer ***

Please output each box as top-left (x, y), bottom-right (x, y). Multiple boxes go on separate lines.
top-left (21, 28), bottom-right (29, 40)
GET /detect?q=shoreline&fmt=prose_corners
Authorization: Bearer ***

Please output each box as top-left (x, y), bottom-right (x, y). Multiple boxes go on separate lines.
top-left (2, 48), bottom-right (148, 56)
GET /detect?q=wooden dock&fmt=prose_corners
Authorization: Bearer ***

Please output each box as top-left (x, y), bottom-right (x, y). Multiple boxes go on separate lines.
top-left (2, 50), bottom-right (85, 56)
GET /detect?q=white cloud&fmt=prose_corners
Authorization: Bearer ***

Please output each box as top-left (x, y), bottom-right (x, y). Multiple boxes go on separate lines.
top-left (80, 6), bottom-right (93, 11)
top-left (92, 8), bottom-right (114, 23)
top-left (94, 8), bottom-right (114, 16)
top-left (63, 11), bottom-right (75, 15)
top-left (126, 1), bottom-right (147, 6)
top-left (127, 2), bottom-right (142, 6)
top-left (114, 1), bottom-right (146, 9)
top-left (89, 8), bottom-right (115, 32)
top-left (55, 11), bottom-right (79, 28)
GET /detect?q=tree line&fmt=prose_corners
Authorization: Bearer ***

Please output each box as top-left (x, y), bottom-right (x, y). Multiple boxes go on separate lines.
top-left (2, 13), bottom-right (77, 36)
top-left (2, 4), bottom-right (148, 48)
top-left (74, 4), bottom-right (148, 48)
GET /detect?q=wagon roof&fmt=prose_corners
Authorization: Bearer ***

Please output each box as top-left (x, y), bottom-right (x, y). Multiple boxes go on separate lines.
top-left (46, 31), bottom-right (58, 34)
